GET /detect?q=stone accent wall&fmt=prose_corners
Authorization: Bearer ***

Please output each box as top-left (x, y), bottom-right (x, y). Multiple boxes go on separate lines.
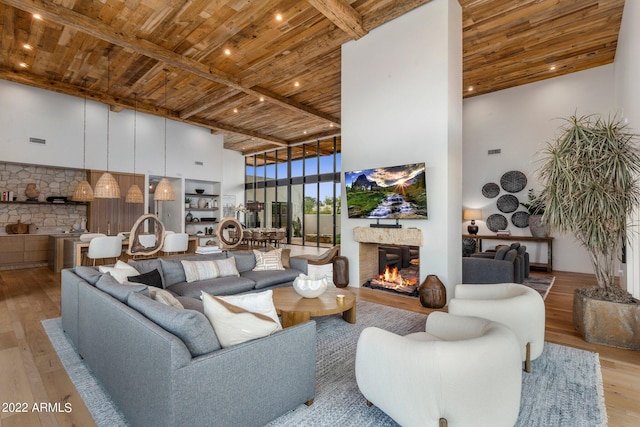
top-left (0, 162), bottom-right (88, 229)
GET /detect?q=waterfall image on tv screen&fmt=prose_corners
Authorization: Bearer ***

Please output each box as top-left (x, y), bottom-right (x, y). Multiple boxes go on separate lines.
top-left (345, 163), bottom-right (427, 219)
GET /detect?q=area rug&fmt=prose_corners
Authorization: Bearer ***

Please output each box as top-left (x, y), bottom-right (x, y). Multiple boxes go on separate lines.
top-left (42, 300), bottom-right (605, 427)
top-left (524, 273), bottom-right (556, 300)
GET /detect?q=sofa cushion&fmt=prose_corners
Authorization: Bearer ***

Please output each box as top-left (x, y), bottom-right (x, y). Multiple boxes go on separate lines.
top-left (99, 260), bottom-right (140, 284)
top-left (127, 268), bottom-right (163, 289)
top-left (166, 276), bottom-right (257, 299)
top-left (227, 251), bottom-right (256, 273)
top-left (504, 249), bottom-right (518, 262)
top-left (127, 259), bottom-right (165, 288)
top-left (253, 249), bottom-right (284, 271)
top-left (74, 266), bottom-right (102, 285)
top-left (241, 268), bottom-right (301, 290)
top-left (127, 292), bottom-right (221, 357)
top-left (201, 291), bottom-right (281, 348)
top-left (494, 246), bottom-right (510, 260)
top-left (176, 296), bottom-right (204, 313)
top-left (266, 245), bottom-right (291, 268)
top-left (96, 272), bottom-right (149, 303)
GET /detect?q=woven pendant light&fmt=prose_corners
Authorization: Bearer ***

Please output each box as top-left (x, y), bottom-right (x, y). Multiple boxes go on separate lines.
top-left (125, 93), bottom-right (144, 204)
top-left (95, 48), bottom-right (121, 199)
top-left (154, 69), bottom-right (176, 201)
top-left (72, 79), bottom-right (95, 202)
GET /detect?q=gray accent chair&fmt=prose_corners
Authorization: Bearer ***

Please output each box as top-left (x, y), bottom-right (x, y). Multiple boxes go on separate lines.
top-left (462, 246), bottom-right (525, 284)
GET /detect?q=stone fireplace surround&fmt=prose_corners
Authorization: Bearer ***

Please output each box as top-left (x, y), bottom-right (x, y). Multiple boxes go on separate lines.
top-left (353, 226), bottom-right (423, 286)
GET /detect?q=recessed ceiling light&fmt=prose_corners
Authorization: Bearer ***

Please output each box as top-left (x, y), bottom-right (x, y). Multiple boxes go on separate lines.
top-left (303, 131), bottom-right (307, 134)
top-left (294, 81), bottom-right (300, 87)
top-left (33, 13), bottom-right (42, 20)
top-left (329, 123), bottom-right (334, 128)
top-left (23, 44), bottom-right (33, 50)
top-left (275, 13), bottom-right (283, 21)
top-left (259, 96), bottom-right (265, 102)
top-left (233, 108), bottom-right (238, 113)
top-left (224, 48), bottom-right (231, 56)
top-left (467, 86), bottom-right (474, 92)
top-left (19, 62), bottom-right (28, 68)
top-left (550, 65), bottom-right (556, 71)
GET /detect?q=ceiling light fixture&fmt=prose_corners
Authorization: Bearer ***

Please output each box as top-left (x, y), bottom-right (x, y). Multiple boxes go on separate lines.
top-left (94, 48), bottom-right (122, 199)
top-left (125, 93), bottom-right (144, 204)
top-left (154, 69), bottom-right (176, 202)
top-left (550, 65), bottom-right (556, 71)
top-left (294, 81), bottom-right (300, 87)
top-left (275, 13), bottom-right (283, 21)
top-left (233, 108), bottom-right (238, 113)
top-left (18, 62), bottom-right (28, 68)
top-left (33, 14), bottom-right (42, 20)
top-left (71, 79), bottom-right (95, 203)
top-left (224, 48), bottom-right (231, 55)
top-left (23, 44), bottom-right (33, 50)
top-left (468, 86), bottom-right (474, 92)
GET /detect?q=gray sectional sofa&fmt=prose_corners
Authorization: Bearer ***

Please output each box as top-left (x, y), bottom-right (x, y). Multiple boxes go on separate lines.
top-left (60, 250), bottom-right (316, 427)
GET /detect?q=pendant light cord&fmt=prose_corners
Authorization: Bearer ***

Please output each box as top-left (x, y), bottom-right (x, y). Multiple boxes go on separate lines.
top-left (106, 48), bottom-right (111, 172)
top-left (82, 79), bottom-right (87, 169)
top-left (164, 69), bottom-right (168, 177)
top-left (133, 93), bottom-right (137, 178)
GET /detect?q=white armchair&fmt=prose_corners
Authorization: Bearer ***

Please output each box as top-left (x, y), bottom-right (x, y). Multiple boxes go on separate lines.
top-left (448, 283), bottom-right (545, 372)
top-left (355, 312), bottom-right (522, 427)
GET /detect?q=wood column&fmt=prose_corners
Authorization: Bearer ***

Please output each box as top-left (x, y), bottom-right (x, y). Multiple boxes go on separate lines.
top-left (87, 171), bottom-right (145, 235)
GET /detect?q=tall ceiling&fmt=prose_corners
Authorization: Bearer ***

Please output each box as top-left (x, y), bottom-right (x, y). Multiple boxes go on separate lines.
top-left (0, 0), bottom-right (625, 155)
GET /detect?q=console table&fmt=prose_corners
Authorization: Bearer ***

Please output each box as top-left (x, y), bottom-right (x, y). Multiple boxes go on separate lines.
top-left (462, 234), bottom-right (554, 272)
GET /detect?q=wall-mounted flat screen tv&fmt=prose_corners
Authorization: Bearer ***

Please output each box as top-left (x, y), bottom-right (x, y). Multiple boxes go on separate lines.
top-left (345, 163), bottom-right (427, 219)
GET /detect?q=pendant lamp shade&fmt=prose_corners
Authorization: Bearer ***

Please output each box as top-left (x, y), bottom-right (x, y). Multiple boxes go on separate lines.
top-left (95, 48), bottom-right (121, 199)
top-left (94, 172), bottom-right (121, 198)
top-left (71, 79), bottom-right (95, 202)
top-left (72, 180), bottom-right (94, 202)
top-left (125, 184), bottom-right (144, 203)
top-left (154, 178), bottom-right (175, 201)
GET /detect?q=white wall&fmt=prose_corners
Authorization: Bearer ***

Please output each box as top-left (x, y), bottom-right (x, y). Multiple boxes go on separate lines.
top-left (0, 79), bottom-right (243, 201)
top-left (615, 0), bottom-right (640, 298)
top-left (341, 0), bottom-right (463, 292)
top-left (463, 65), bottom-right (617, 273)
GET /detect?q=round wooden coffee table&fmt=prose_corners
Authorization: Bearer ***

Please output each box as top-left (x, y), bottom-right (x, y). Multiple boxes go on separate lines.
top-left (272, 287), bottom-right (356, 328)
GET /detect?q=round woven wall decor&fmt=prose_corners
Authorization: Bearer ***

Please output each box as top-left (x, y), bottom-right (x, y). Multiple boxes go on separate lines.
top-left (511, 211), bottom-right (530, 228)
top-left (482, 182), bottom-right (500, 198)
top-left (497, 194), bottom-right (519, 213)
top-left (500, 170), bottom-right (527, 193)
top-left (486, 214), bottom-right (508, 232)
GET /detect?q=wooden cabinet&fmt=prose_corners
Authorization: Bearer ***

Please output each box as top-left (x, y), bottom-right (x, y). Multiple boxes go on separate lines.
top-left (0, 235), bottom-right (49, 268)
top-left (87, 170), bottom-right (145, 235)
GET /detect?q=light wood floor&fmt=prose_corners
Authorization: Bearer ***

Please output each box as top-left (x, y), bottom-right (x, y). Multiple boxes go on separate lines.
top-left (1, 266), bottom-right (639, 427)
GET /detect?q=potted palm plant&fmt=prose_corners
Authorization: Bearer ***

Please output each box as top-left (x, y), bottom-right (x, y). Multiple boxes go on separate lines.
top-left (538, 114), bottom-right (640, 349)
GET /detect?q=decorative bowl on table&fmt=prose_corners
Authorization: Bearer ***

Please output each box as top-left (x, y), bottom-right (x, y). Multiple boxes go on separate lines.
top-left (293, 274), bottom-right (329, 298)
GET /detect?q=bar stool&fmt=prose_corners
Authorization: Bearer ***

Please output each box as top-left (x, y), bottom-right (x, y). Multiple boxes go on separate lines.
top-left (86, 236), bottom-right (122, 266)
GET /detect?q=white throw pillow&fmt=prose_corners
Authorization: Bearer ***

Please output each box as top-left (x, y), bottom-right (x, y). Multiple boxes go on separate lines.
top-left (99, 260), bottom-right (140, 284)
top-left (215, 257), bottom-right (240, 277)
top-left (201, 291), bottom-right (281, 348)
top-left (181, 260), bottom-right (219, 283)
top-left (218, 290), bottom-right (281, 324)
top-left (149, 288), bottom-right (184, 309)
top-left (252, 249), bottom-right (284, 271)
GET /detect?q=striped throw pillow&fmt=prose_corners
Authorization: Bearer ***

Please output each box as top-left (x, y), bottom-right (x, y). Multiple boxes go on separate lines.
top-left (181, 260), bottom-right (220, 283)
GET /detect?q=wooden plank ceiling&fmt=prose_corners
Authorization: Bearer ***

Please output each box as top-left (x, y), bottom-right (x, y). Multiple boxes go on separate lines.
top-left (0, 0), bottom-right (625, 156)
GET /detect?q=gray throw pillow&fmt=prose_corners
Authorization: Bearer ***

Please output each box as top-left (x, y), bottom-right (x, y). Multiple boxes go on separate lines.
top-left (160, 258), bottom-right (187, 286)
top-left (95, 272), bottom-right (149, 303)
top-left (503, 249), bottom-right (518, 262)
top-left (494, 246), bottom-right (509, 260)
top-left (127, 292), bottom-right (221, 357)
top-left (228, 250), bottom-right (256, 273)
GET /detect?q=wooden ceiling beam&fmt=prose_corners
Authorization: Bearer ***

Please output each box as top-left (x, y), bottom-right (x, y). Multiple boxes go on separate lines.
top-left (306, 0), bottom-right (367, 40)
top-left (0, 0), bottom-right (339, 126)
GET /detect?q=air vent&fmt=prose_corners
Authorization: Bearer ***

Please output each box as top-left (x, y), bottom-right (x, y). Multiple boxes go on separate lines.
top-left (29, 137), bottom-right (46, 144)
top-left (195, 161), bottom-right (204, 166)
top-left (488, 148), bottom-right (501, 155)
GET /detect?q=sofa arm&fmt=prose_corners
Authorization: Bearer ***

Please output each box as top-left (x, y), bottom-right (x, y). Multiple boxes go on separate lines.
top-left (462, 257), bottom-right (514, 284)
top-left (172, 320), bottom-right (317, 427)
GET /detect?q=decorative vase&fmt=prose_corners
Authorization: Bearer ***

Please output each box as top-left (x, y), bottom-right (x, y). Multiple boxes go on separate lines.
top-left (198, 198), bottom-right (206, 208)
top-left (529, 215), bottom-right (549, 237)
top-left (418, 275), bottom-right (446, 308)
top-left (293, 274), bottom-right (328, 298)
top-left (333, 256), bottom-right (349, 288)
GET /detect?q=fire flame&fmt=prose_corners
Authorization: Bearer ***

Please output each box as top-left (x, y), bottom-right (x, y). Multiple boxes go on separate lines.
top-left (382, 266), bottom-right (400, 282)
